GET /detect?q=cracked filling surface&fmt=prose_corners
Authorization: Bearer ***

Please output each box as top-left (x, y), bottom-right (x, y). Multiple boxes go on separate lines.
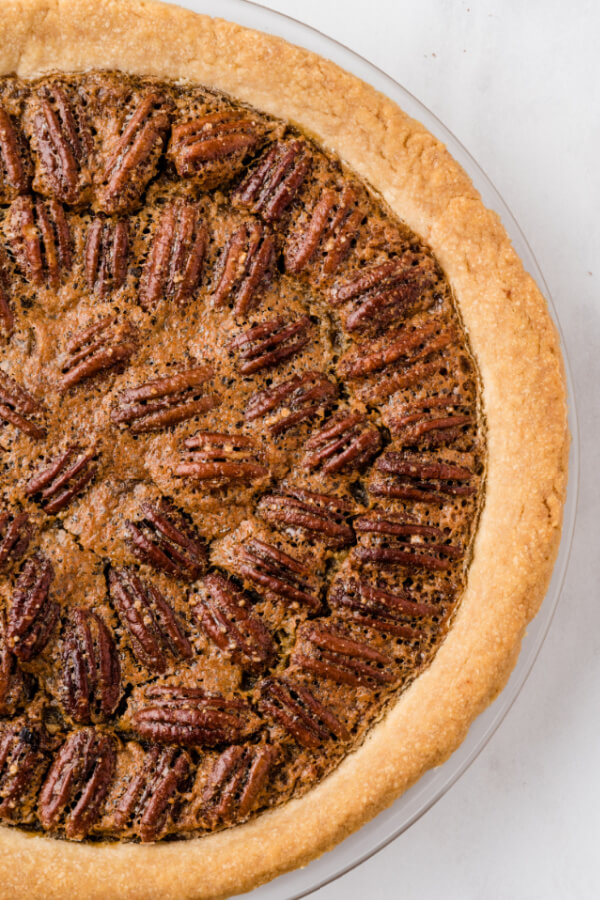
top-left (0, 70), bottom-right (485, 843)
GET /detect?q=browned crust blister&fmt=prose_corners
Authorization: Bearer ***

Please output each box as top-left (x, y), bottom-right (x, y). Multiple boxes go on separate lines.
top-left (0, 1), bottom-right (568, 899)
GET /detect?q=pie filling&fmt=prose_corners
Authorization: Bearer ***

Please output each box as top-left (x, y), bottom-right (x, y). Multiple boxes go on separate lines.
top-left (0, 71), bottom-right (485, 842)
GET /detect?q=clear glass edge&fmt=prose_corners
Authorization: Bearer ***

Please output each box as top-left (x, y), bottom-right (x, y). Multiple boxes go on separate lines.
top-left (162, 2), bottom-right (579, 896)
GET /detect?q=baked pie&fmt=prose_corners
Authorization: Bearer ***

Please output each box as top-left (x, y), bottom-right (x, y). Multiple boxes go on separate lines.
top-left (0, 0), bottom-right (568, 897)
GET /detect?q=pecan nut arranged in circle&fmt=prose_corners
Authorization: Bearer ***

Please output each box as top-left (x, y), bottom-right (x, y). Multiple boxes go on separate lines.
top-left (0, 67), bottom-right (486, 849)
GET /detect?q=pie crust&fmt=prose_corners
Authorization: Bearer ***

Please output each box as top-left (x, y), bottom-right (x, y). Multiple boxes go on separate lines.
top-left (0, 0), bottom-right (568, 897)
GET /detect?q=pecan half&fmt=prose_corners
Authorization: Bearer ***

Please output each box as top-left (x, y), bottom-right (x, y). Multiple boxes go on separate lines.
top-left (245, 371), bottom-right (337, 436)
top-left (329, 576), bottom-right (438, 639)
top-left (230, 315), bottom-right (311, 375)
top-left (7, 553), bottom-right (58, 661)
top-left (0, 615), bottom-right (26, 715)
top-left (176, 432), bottom-right (268, 485)
top-left (387, 396), bottom-right (473, 448)
top-left (259, 677), bottom-right (348, 748)
top-left (84, 217), bottom-right (129, 296)
top-left (201, 744), bottom-right (276, 827)
top-left (301, 412), bottom-right (381, 474)
top-left (58, 316), bottom-right (137, 390)
top-left (132, 685), bottom-right (261, 747)
top-left (0, 510), bottom-right (31, 573)
top-left (210, 221), bottom-right (275, 316)
top-left (125, 501), bottom-right (207, 581)
top-left (236, 539), bottom-right (322, 611)
top-left (285, 185), bottom-right (362, 276)
top-left (292, 623), bottom-right (396, 687)
top-left (139, 199), bottom-right (207, 310)
top-left (257, 488), bottom-right (354, 548)
top-left (0, 370), bottom-right (46, 439)
top-left (112, 366), bottom-right (218, 433)
top-left (353, 512), bottom-right (462, 571)
top-left (369, 453), bottom-right (476, 504)
top-left (39, 729), bottom-right (116, 839)
top-left (338, 321), bottom-right (457, 402)
top-left (195, 572), bottom-right (275, 673)
top-left (0, 105), bottom-right (31, 202)
top-left (25, 445), bottom-right (96, 514)
top-left (60, 608), bottom-right (121, 724)
top-left (0, 245), bottom-right (14, 336)
top-left (7, 194), bottom-right (72, 289)
top-left (168, 110), bottom-right (269, 185)
top-left (0, 724), bottom-right (51, 821)
top-left (96, 92), bottom-right (171, 214)
top-left (25, 84), bottom-right (93, 205)
top-left (112, 744), bottom-right (190, 842)
top-left (108, 567), bottom-right (192, 674)
top-left (234, 140), bottom-right (312, 223)
top-left (328, 259), bottom-right (433, 333)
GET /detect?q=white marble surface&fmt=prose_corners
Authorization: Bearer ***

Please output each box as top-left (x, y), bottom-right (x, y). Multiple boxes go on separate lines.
top-left (245, 1), bottom-right (597, 898)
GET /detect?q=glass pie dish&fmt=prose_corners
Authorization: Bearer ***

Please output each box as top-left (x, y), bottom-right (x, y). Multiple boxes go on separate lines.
top-left (0, 1), bottom-right (577, 896)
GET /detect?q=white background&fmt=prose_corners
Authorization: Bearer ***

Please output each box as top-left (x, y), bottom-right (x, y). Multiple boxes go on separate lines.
top-left (244, 2), bottom-right (598, 899)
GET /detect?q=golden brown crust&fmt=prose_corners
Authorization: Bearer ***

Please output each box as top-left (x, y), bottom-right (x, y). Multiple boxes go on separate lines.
top-left (0, 0), bottom-right (568, 897)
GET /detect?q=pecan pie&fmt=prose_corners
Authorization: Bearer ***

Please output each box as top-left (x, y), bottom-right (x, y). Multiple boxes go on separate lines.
top-left (0, 1), bottom-right (568, 897)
